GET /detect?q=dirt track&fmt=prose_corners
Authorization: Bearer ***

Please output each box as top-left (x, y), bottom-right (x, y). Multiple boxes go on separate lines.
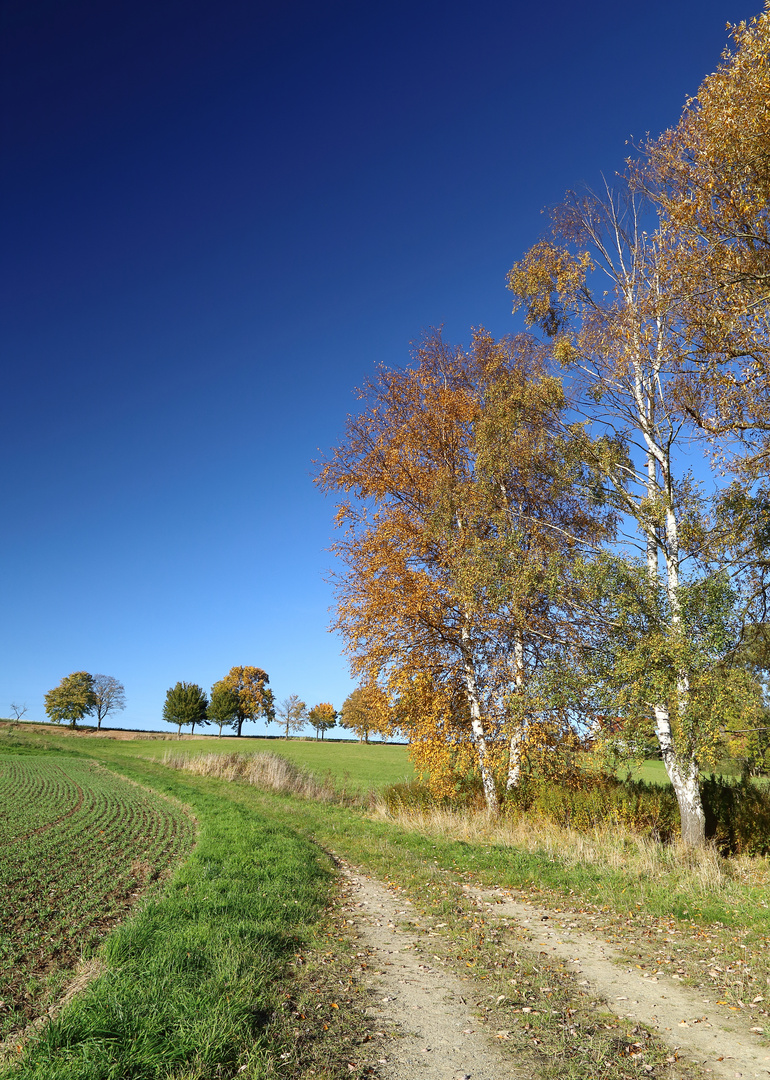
top-left (340, 866), bottom-right (770, 1080)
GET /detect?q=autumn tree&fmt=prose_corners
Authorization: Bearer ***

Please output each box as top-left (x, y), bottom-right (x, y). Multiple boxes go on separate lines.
top-left (640, 7), bottom-right (770, 481)
top-left (507, 186), bottom-right (761, 845)
top-left (276, 694), bottom-right (307, 739)
top-left (220, 665), bottom-right (275, 736)
top-left (308, 701), bottom-right (337, 740)
top-left (44, 672), bottom-right (96, 729)
top-left (91, 674), bottom-right (126, 730)
top-left (162, 681), bottom-right (209, 738)
top-left (317, 329), bottom-right (611, 809)
top-left (339, 686), bottom-right (390, 744)
top-left (208, 680), bottom-right (240, 737)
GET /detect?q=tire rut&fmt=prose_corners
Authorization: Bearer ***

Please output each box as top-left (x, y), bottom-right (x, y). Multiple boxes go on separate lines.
top-left (468, 884), bottom-right (770, 1079)
top-left (340, 864), bottom-right (525, 1079)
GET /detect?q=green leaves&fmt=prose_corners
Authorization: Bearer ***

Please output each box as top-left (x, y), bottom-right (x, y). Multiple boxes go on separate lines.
top-left (43, 671), bottom-right (96, 728)
top-left (162, 681), bottom-right (209, 737)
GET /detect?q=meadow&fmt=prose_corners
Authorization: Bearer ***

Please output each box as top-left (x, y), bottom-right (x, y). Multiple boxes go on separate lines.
top-left (1, 723), bottom-right (769, 1080)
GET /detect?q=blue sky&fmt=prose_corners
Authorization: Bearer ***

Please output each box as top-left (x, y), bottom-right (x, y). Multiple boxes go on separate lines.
top-left (1, 0), bottom-right (758, 734)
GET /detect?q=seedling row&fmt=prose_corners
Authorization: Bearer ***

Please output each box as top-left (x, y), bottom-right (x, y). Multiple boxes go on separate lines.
top-left (0, 755), bottom-right (195, 1040)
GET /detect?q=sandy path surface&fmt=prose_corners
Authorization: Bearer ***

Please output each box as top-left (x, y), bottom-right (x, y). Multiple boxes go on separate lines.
top-left (338, 863), bottom-right (770, 1080)
top-left (340, 865), bottom-right (524, 1080)
top-left (468, 884), bottom-right (770, 1079)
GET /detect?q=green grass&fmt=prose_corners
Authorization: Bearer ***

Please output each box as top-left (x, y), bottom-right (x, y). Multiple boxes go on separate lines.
top-left (0, 727), bottom-right (414, 793)
top-left (4, 757), bottom-right (344, 1079)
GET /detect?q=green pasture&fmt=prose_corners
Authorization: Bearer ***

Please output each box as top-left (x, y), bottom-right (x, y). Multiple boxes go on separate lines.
top-left (0, 724), bottom-right (415, 791)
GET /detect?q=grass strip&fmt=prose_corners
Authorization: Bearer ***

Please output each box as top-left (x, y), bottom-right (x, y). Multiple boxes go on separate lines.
top-left (154, 769), bottom-right (710, 1080)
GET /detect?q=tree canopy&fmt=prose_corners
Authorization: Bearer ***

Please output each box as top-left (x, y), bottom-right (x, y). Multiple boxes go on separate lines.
top-left (219, 666), bottom-right (275, 736)
top-left (317, 329), bottom-right (612, 807)
top-left (44, 672), bottom-right (96, 729)
top-left (91, 674), bottom-right (126, 730)
top-left (162, 682), bottom-right (209, 738)
top-left (308, 702), bottom-right (337, 740)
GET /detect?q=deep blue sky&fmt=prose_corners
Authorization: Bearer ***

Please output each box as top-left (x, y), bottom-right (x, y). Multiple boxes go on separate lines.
top-left (1, 0), bottom-right (758, 733)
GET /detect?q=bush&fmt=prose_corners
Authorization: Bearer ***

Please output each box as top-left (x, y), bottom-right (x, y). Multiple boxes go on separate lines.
top-left (702, 774), bottom-right (770, 855)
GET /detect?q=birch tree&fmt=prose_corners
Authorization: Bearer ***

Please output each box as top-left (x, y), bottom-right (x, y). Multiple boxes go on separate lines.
top-left (508, 187), bottom-right (760, 845)
top-left (640, 6), bottom-right (770, 481)
top-left (317, 329), bottom-right (610, 810)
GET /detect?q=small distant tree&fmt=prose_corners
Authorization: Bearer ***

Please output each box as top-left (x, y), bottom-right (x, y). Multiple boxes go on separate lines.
top-left (340, 685), bottom-right (389, 744)
top-left (276, 694), bottom-right (307, 739)
top-left (9, 703), bottom-right (27, 726)
top-left (44, 672), bottom-right (96, 729)
top-left (308, 702), bottom-right (337, 740)
top-left (91, 675), bottom-right (126, 730)
top-left (162, 682), bottom-right (209, 738)
top-left (208, 680), bottom-right (240, 737)
top-left (220, 666), bottom-right (275, 736)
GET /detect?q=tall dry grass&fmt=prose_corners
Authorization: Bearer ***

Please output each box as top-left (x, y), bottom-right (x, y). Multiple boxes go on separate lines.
top-left (373, 802), bottom-right (769, 899)
top-left (163, 750), bottom-right (365, 805)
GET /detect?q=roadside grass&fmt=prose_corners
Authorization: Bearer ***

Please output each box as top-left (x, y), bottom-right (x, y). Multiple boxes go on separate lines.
top-left (157, 764), bottom-right (708, 1080)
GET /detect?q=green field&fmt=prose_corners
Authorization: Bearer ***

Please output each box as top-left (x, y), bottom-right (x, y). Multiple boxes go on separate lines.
top-left (66, 732), bottom-right (416, 792)
top-left (0, 753), bottom-right (195, 1041)
top-left (2, 725), bottom-right (769, 1080)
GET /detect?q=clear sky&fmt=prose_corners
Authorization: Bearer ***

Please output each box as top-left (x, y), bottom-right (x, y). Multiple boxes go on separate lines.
top-left (1, 0), bottom-right (759, 734)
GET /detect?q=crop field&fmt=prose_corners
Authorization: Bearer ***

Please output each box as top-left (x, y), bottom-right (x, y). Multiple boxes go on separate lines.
top-left (0, 754), bottom-right (195, 1041)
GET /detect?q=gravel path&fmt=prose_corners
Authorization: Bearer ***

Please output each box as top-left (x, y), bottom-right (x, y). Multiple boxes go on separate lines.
top-left (339, 865), bottom-right (770, 1080)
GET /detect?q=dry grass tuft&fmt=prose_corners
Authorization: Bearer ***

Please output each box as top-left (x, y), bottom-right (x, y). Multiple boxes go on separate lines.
top-left (163, 750), bottom-right (357, 804)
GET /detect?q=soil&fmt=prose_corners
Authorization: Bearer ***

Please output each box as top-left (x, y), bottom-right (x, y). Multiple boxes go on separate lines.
top-left (340, 866), bottom-right (770, 1080)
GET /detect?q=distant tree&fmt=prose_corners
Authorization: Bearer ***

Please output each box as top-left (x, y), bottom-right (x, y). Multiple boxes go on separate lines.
top-left (44, 672), bottom-right (96, 729)
top-left (220, 666), bottom-right (275, 736)
top-left (276, 694), bottom-right (307, 739)
top-left (208, 680), bottom-right (240, 737)
top-left (308, 702), bottom-right (337, 740)
top-left (340, 686), bottom-right (389, 744)
top-left (91, 674), bottom-right (126, 730)
top-left (162, 682), bottom-right (209, 738)
top-left (9, 703), bottom-right (27, 725)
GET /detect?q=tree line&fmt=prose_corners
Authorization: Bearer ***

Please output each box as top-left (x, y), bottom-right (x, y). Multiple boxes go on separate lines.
top-left (315, 8), bottom-right (770, 847)
top-left (40, 667), bottom-right (381, 743)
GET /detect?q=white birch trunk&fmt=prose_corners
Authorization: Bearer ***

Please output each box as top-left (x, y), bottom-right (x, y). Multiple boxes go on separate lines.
top-left (654, 703), bottom-right (706, 847)
top-left (506, 633), bottom-right (525, 790)
top-left (461, 626), bottom-right (499, 813)
top-left (639, 391), bottom-right (706, 847)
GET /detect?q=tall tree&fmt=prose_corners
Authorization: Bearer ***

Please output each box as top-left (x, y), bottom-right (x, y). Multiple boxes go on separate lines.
top-left (276, 694), bottom-right (307, 739)
top-left (208, 680), bottom-right (240, 737)
top-left (308, 702), bottom-right (337, 740)
top-left (317, 329), bottom-right (610, 809)
top-left (220, 666), bottom-right (275, 736)
top-left (91, 674), bottom-right (126, 730)
top-left (44, 672), bottom-right (96, 729)
top-left (507, 186), bottom-right (760, 845)
top-left (162, 682), bottom-right (209, 738)
top-left (640, 7), bottom-right (770, 481)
